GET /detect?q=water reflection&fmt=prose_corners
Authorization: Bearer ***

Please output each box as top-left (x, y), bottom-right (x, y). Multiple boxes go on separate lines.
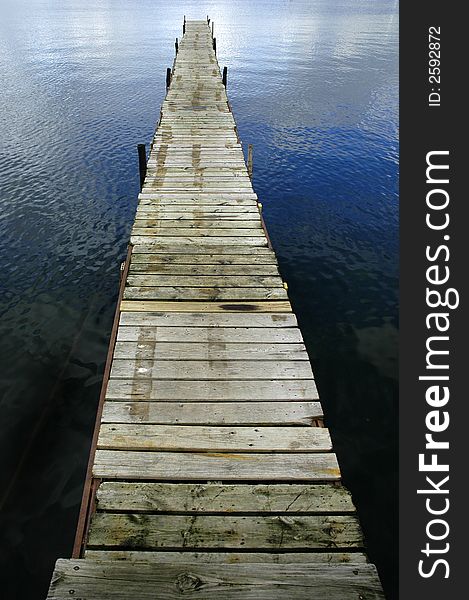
top-left (0, 1), bottom-right (398, 598)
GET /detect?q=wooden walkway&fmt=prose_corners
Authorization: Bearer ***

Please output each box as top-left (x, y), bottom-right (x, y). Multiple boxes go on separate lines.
top-left (46, 19), bottom-right (385, 599)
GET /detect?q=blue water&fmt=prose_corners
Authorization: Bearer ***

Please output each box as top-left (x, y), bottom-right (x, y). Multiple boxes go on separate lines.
top-left (0, 1), bottom-right (398, 597)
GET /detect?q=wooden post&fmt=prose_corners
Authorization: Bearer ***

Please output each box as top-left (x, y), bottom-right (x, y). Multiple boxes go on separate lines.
top-left (137, 144), bottom-right (146, 191)
top-left (211, 21), bottom-right (214, 38)
top-left (222, 66), bottom-right (227, 87)
top-left (183, 15), bottom-right (186, 35)
top-left (213, 38), bottom-right (216, 53)
top-left (175, 38), bottom-right (178, 54)
top-left (247, 144), bottom-right (253, 179)
top-left (166, 67), bottom-right (172, 89)
top-left (207, 16), bottom-right (210, 25)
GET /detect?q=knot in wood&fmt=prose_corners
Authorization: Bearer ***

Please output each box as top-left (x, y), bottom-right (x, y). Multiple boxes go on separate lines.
top-left (175, 572), bottom-right (202, 593)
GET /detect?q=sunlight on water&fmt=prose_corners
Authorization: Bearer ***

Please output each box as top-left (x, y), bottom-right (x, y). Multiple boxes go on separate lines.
top-left (0, 1), bottom-right (398, 597)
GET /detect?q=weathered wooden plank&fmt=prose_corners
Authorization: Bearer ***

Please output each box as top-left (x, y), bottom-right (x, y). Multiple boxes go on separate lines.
top-left (117, 326), bottom-right (302, 343)
top-left (130, 236), bottom-right (268, 247)
top-left (119, 300), bottom-right (292, 312)
top-left (135, 212), bottom-right (260, 221)
top-left (109, 359), bottom-right (314, 380)
top-left (146, 162), bottom-right (248, 168)
top-left (130, 228), bottom-right (264, 238)
top-left (97, 424), bottom-right (332, 453)
top-left (129, 263), bottom-right (280, 276)
top-left (113, 341), bottom-right (307, 361)
top-left (105, 379), bottom-right (318, 401)
top-left (126, 275), bottom-right (283, 288)
top-left (131, 254), bottom-right (278, 266)
top-left (87, 513), bottom-right (361, 549)
top-left (101, 401), bottom-right (322, 425)
top-left (130, 252), bottom-right (278, 266)
top-left (133, 219), bottom-right (262, 229)
top-left (123, 287), bottom-right (288, 301)
top-left (137, 197), bottom-right (259, 206)
top-left (131, 245), bottom-right (273, 256)
top-left (84, 550), bottom-right (368, 564)
top-left (93, 450), bottom-right (340, 480)
top-left (118, 312), bottom-right (298, 327)
top-left (47, 560), bottom-right (384, 600)
top-left (96, 482), bottom-right (352, 513)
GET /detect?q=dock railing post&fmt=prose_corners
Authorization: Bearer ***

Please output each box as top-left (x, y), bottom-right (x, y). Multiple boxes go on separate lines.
top-left (175, 37), bottom-right (178, 54)
top-left (166, 67), bottom-right (172, 89)
top-left (213, 38), bottom-right (216, 53)
top-left (247, 144), bottom-right (253, 179)
top-left (137, 144), bottom-right (146, 191)
top-left (183, 15), bottom-right (186, 35)
top-left (222, 66), bottom-right (227, 87)
top-left (211, 21), bottom-right (214, 38)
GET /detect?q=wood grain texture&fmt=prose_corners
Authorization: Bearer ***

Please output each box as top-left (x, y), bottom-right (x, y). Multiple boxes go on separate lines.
top-left (105, 378), bottom-right (319, 401)
top-left (112, 341), bottom-right (308, 360)
top-left (116, 326), bottom-right (303, 343)
top-left (47, 560), bottom-right (385, 599)
top-left (97, 424), bottom-right (332, 453)
top-left (92, 450), bottom-right (340, 481)
top-left (101, 401), bottom-right (323, 425)
top-left (125, 275), bottom-right (283, 288)
top-left (123, 286), bottom-right (288, 301)
top-left (87, 513), bottom-right (362, 549)
top-left (109, 359), bottom-right (314, 380)
top-left (84, 550), bottom-right (368, 564)
top-left (120, 300), bottom-right (293, 313)
top-left (96, 482), bottom-right (353, 513)
top-left (118, 312), bottom-right (298, 327)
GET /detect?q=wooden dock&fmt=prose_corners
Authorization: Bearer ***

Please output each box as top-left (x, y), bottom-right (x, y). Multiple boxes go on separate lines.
top-left (46, 19), bottom-right (385, 599)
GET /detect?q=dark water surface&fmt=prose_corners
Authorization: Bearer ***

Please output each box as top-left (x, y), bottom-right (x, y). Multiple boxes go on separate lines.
top-left (0, 1), bottom-right (398, 597)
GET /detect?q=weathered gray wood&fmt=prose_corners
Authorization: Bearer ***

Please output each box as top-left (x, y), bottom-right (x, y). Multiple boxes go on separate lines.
top-left (113, 341), bottom-right (308, 361)
top-left (97, 424), bottom-right (332, 453)
top-left (101, 401), bottom-right (322, 425)
top-left (129, 254), bottom-right (278, 265)
top-left (123, 287), bottom-right (289, 301)
top-left (84, 550), bottom-right (368, 564)
top-left (96, 482), bottom-right (353, 513)
top-left (87, 513), bottom-right (362, 549)
top-left (131, 227), bottom-right (264, 238)
top-left (105, 378), bottom-right (318, 401)
top-left (129, 263), bottom-right (281, 275)
top-left (119, 300), bottom-right (292, 312)
top-left (131, 235), bottom-right (268, 247)
top-left (93, 450), bottom-right (340, 480)
top-left (116, 326), bottom-right (306, 344)
top-left (133, 219), bottom-right (262, 229)
top-left (47, 560), bottom-right (385, 599)
top-left (131, 244), bottom-right (272, 255)
top-left (126, 275), bottom-right (283, 288)
top-left (135, 212), bottom-right (260, 221)
top-left (118, 312), bottom-right (298, 327)
top-left (109, 359), bottom-right (314, 380)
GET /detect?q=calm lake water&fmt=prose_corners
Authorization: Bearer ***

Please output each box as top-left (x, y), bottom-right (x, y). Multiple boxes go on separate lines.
top-left (0, 0), bottom-right (398, 597)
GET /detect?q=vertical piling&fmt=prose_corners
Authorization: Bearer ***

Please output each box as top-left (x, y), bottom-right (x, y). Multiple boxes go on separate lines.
top-left (222, 66), bottom-right (227, 87)
top-left (248, 144), bottom-right (253, 179)
top-left (137, 144), bottom-right (146, 191)
top-left (166, 67), bottom-right (172, 89)
top-left (175, 38), bottom-right (178, 54)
